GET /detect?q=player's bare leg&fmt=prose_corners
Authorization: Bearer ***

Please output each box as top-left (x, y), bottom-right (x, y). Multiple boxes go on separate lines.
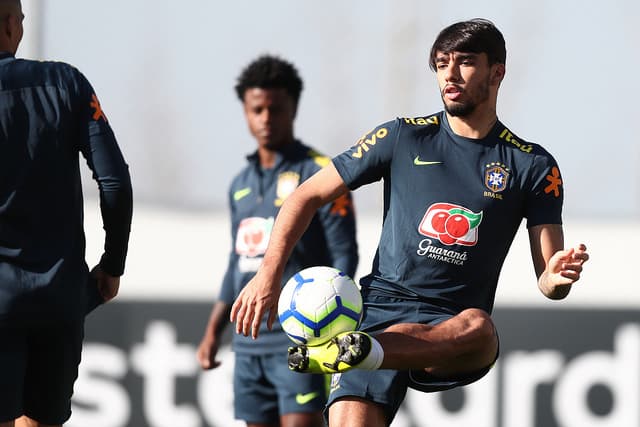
top-left (377, 308), bottom-right (498, 376)
top-left (0, 421), bottom-right (14, 427)
top-left (289, 308), bottom-right (497, 376)
top-left (329, 397), bottom-right (386, 427)
top-left (245, 412), bottom-right (324, 427)
top-left (280, 412), bottom-right (325, 427)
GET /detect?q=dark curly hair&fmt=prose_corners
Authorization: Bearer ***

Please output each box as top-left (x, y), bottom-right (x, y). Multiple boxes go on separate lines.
top-left (429, 19), bottom-right (506, 71)
top-left (234, 55), bottom-right (304, 107)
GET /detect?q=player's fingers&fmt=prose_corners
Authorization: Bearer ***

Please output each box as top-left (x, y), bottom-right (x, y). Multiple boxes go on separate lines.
top-left (551, 247), bottom-right (571, 265)
top-left (232, 288), bottom-right (252, 332)
top-left (564, 261), bottom-right (584, 273)
top-left (267, 306), bottom-right (277, 331)
top-left (230, 298), bottom-right (241, 323)
top-left (251, 305), bottom-right (265, 339)
top-left (234, 302), bottom-right (248, 334)
top-left (241, 302), bottom-right (255, 336)
top-left (560, 270), bottom-right (581, 282)
top-left (238, 312), bottom-right (248, 336)
top-left (563, 247), bottom-right (575, 259)
top-left (575, 251), bottom-right (589, 263)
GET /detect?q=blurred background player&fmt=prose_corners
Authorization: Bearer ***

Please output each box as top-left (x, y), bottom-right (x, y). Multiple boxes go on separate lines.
top-left (230, 19), bottom-right (589, 427)
top-left (196, 55), bottom-right (358, 427)
top-left (0, 1), bottom-right (133, 426)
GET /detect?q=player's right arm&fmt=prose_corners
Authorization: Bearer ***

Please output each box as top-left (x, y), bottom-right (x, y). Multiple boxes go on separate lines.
top-left (73, 68), bottom-right (133, 278)
top-left (231, 162), bottom-right (350, 339)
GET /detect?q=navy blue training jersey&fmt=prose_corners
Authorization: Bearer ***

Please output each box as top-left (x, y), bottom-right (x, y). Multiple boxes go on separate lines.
top-left (0, 53), bottom-right (132, 323)
top-left (332, 112), bottom-right (563, 314)
top-left (219, 141), bottom-right (358, 354)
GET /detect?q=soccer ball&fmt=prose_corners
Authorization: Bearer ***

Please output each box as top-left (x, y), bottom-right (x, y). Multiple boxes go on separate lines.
top-left (278, 266), bottom-right (363, 346)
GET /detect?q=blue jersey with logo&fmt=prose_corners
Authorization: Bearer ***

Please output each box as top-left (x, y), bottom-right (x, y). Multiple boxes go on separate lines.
top-left (332, 112), bottom-right (562, 314)
top-left (220, 141), bottom-right (358, 354)
top-left (0, 53), bottom-right (132, 323)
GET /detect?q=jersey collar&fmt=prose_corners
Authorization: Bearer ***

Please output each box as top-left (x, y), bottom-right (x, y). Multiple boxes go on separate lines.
top-left (246, 140), bottom-right (306, 169)
top-left (440, 111), bottom-right (502, 148)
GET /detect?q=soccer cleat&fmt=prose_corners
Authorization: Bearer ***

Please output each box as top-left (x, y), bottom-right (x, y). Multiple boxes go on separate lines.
top-left (288, 331), bottom-right (372, 374)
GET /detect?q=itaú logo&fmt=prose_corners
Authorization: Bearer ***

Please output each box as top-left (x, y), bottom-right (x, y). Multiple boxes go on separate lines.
top-left (418, 202), bottom-right (483, 246)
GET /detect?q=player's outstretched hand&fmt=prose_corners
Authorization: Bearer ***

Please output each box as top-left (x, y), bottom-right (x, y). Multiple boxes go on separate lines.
top-left (548, 243), bottom-right (589, 285)
top-left (230, 271), bottom-right (280, 340)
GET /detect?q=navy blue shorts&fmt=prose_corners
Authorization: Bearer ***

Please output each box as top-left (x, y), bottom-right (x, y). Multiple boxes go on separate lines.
top-left (234, 351), bottom-right (327, 424)
top-left (0, 319), bottom-right (84, 424)
top-left (327, 290), bottom-right (497, 425)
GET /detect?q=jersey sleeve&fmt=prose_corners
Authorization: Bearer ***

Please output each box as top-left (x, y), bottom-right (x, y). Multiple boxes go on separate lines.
top-left (316, 191), bottom-right (359, 277)
top-left (332, 119), bottom-right (400, 190)
top-left (72, 69), bottom-right (133, 276)
top-left (524, 151), bottom-right (564, 227)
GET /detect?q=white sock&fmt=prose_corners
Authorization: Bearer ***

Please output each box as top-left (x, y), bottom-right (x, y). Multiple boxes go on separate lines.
top-left (356, 334), bottom-right (384, 370)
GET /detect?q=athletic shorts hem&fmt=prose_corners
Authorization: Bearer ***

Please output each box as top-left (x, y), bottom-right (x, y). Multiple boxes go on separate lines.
top-left (407, 363), bottom-right (494, 392)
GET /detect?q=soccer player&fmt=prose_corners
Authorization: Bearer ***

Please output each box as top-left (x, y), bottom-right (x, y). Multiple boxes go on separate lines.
top-left (0, 1), bottom-right (133, 426)
top-left (230, 19), bottom-right (589, 427)
top-left (196, 55), bottom-right (358, 427)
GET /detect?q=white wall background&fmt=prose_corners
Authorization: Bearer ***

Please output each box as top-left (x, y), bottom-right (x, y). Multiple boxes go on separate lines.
top-left (18, 0), bottom-right (640, 218)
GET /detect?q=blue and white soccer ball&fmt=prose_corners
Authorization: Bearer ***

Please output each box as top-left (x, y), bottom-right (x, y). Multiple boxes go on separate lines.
top-left (278, 266), bottom-right (363, 346)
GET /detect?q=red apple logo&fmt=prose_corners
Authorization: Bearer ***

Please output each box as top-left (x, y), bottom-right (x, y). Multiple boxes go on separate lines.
top-left (419, 203), bottom-right (482, 246)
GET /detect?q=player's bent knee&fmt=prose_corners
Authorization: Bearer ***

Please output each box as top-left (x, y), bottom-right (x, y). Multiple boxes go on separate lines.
top-left (461, 308), bottom-right (494, 332)
top-left (460, 309), bottom-right (498, 349)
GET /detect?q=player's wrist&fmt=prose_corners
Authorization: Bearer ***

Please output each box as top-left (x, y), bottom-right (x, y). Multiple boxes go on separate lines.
top-left (257, 258), bottom-right (284, 284)
top-left (99, 253), bottom-right (125, 277)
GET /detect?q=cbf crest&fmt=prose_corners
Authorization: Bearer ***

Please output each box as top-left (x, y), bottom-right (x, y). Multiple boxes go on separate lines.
top-left (275, 172), bottom-right (300, 207)
top-left (485, 163), bottom-right (510, 193)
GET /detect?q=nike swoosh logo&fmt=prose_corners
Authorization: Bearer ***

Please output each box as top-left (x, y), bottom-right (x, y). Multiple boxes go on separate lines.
top-left (296, 391), bottom-right (320, 405)
top-left (233, 187), bottom-right (252, 201)
top-left (414, 156), bottom-right (442, 166)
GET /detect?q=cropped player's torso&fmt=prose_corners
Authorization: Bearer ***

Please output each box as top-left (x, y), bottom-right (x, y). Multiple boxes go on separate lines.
top-left (0, 53), bottom-right (131, 323)
top-left (333, 111), bottom-right (563, 314)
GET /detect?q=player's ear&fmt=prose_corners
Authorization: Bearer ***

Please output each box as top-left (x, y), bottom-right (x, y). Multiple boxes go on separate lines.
top-left (491, 63), bottom-right (505, 86)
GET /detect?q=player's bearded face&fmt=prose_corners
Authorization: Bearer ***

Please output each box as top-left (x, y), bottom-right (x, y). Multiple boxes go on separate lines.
top-left (441, 76), bottom-right (490, 117)
top-left (436, 51), bottom-right (493, 117)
